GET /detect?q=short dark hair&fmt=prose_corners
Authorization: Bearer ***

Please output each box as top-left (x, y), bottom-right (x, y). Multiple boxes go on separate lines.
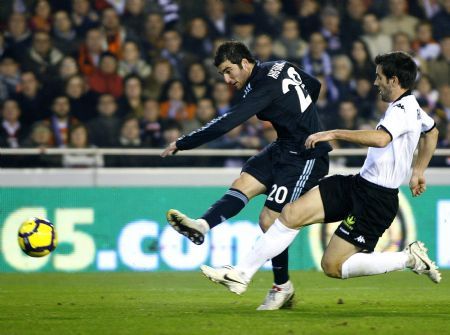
top-left (374, 52), bottom-right (417, 90)
top-left (214, 41), bottom-right (256, 67)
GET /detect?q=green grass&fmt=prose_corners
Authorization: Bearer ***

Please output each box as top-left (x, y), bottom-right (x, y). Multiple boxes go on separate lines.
top-left (0, 271), bottom-right (449, 335)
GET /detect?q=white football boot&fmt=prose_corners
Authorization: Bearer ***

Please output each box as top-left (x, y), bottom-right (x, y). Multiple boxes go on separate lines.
top-left (405, 241), bottom-right (441, 283)
top-left (257, 281), bottom-right (295, 311)
top-left (200, 265), bottom-right (249, 295)
top-left (166, 209), bottom-right (209, 245)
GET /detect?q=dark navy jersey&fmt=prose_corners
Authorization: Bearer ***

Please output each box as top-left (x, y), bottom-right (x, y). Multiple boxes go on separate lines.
top-left (176, 61), bottom-right (332, 158)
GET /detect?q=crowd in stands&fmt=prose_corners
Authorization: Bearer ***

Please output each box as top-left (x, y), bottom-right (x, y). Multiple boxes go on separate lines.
top-left (0, 0), bottom-right (449, 167)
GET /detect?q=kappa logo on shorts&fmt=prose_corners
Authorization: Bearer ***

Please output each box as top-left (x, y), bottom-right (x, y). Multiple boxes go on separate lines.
top-left (354, 235), bottom-right (366, 244)
top-left (342, 215), bottom-right (356, 230)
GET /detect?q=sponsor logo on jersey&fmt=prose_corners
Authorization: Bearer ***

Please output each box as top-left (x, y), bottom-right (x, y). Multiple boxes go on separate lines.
top-left (267, 62), bottom-right (286, 79)
top-left (393, 103), bottom-right (405, 111)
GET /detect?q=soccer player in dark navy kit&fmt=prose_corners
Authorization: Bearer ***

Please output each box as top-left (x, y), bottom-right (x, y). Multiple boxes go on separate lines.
top-left (162, 41), bottom-right (331, 310)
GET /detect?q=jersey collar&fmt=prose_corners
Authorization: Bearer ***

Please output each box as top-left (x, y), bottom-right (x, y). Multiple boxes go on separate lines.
top-left (392, 89), bottom-right (412, 103)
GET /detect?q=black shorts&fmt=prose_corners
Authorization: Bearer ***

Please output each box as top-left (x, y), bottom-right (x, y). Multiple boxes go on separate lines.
top-left (242, 141), bottom-right (329, 212)
top-left (319, 174), bottom-right (399, 251)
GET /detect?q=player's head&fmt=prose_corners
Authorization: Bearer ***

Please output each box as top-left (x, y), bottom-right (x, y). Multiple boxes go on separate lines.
top-left (374, 51), bottom-right (417, 102)
top-left (214, 41), bottom-right (256, 90)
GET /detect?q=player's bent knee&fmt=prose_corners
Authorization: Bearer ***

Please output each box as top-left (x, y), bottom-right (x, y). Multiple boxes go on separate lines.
top-left (279, 203), bottom-right (301, 229)
top-left (321, 257), bottom-right (343, 279)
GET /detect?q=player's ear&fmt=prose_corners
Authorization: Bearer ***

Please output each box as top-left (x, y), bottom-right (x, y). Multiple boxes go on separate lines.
top-left (241, 58), bottom-right (250, 70)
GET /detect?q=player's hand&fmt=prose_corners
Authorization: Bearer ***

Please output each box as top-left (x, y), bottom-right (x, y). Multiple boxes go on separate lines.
top-left (161, 141), bottom-right (178, 157)
top-left (409, 174), bottom-right (426, 197)
top-left (305, 131), bottom-right (335, 149)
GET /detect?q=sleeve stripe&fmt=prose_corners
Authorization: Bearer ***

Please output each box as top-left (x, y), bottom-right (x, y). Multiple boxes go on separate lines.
top-left (422, 122), bottom-right (436, 134)
top-left (377, 125), bottom-right (393, 142)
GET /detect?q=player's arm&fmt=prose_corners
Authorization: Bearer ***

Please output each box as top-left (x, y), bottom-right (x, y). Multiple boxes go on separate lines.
top-left (305, 129), bottom-right (391, 149)
top-left (161, 82), bottom-right (273, 155)
top-left (409, 126), bottom-right (438, 197)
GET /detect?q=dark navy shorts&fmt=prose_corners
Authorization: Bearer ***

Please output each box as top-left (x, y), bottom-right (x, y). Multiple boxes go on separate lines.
top-left (242, 141), bottom-right (329, 212)
top-left (319, 174), bottom-right (399, 251)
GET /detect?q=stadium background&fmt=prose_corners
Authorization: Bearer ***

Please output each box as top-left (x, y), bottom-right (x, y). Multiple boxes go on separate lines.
top-left (0, 0), bottom-right (450, 274)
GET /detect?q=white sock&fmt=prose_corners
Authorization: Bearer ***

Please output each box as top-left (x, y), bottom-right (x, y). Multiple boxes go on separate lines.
top-left (235, 219), bottom-right (299, 281)
top-left (341, 251), bottom-right (409, 279)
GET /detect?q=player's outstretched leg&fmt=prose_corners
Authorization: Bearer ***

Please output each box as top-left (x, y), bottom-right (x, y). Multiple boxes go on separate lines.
top-left (405, 241), bottom-right (441, 283)
top-left (200, 265), bottom-right (249, 295)
top-left (166, 209), bottom-right (209, 245)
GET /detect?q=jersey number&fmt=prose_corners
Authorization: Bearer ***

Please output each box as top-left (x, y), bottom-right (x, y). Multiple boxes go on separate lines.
top-left (282, 67), bottom-right (312, 113)
top-left (267, 184), bottom-right (288, 204)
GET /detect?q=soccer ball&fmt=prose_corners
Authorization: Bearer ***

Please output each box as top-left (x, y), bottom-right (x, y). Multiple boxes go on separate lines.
top-left (18, 217), bottom-right (57, 257)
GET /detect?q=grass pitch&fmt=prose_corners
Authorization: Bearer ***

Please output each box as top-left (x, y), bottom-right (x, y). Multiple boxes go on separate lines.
top-left (0, 270), bottom-right (449, 335)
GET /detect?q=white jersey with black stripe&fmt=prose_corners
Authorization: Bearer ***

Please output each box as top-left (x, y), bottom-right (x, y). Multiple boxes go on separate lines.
top-left (360, 92), bottom-right (435, 189)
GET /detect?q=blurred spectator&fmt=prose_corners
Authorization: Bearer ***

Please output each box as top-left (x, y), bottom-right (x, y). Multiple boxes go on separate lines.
top-left (431, 84), bottom-right (450, 142)
top-left (117, 75), bottom-right (144, 117)
top-left (297, 0), bottom-right (321, 40)
top-left (140, 98), bottom-right (164, 147)
top-left (121, 0), bottom-right (146, 36)
top-left (0, 100), bottom-right (27, 148)
top-left (4, 13), bottom-right (32, 60)
top-left (118, 41), bottom-right (151, 79)
top-left (302, 32), bottom-right (332, 77)
top-left (78, 28), bottom-right (105, 76)
top-left (320, 6), bottom-right (343, 55)
top-left (107, 115), bottom-right (150, 166)
top-left (195, 97), bottom-right (217, 126)
top-left (160, 29), bottom-right (196, 80)
top-left (208, 124), bottom-right (248, 167)
top-left (412, 20), bottom-right (441, 60)
top-left (253, 34), bottom-right (278, 62)
top-left (212, 80), bottom-right (232, 116)
top-left (361, 12), bottom-right (393, 60)
top-left (21, 31), bottom-right (63, 82)
top-left (431, 0), bottom-right (450, 40)
top-left (255, 0), bottom-right (285, 38)
top-left (65, 74), bottom-right (97, 122)
top-left (101, 7), bottom-right (134, 58)
top-left (21, 122), bottom-right (61, 167)
top-left (349, 39), bottom-right (376, 79)
top-left (159, 79), bottom-right (196, 121)
top-left (381, 0), bottom-right (419, 39)
top-left (88, 93), bottom-right (121, 147)
top-left (52, 10), bottom-right (80, 56)
top-left (204, 0), bottom-right (232, 39)
top-left (183, 17), bottom-right (214, 60)
top-left (426, 35), bottom-right (450, 87)
top-left (156, 0), bottom-right (180, 28)
top-left (341, 0), bottom-right (368, 46)
top-left (334, 100), bottom-right (364, 133)
top-left (141, 13), bottom-right (165, 61)
top-left (47, 95), bottom-right (79, 147)
top-left (0, 57), bottom-right (21, 101)
top-left (186, 62), bottom-right (212, 102)
top-left (328, 54), bottom-right (354, 103)
top-left (144, 58), bottom-right (173, 100)
top-left (56, 56), bottom-right (80, 84)
top-left (14, 71), bottom-right (50, 125)
top-left (353, 76), bottom-right (377, 120)
top-left (315, 75), bottom-right (338, 129)
top-left (392, 31), bottom-right (413, 53)
top-left (413, 73), bottom-right (439, 110)
top-left (63, 123), bottom-right (103, 167)
top-left (71, 0), bottom-right (99, 37)
top-left (88, 52), bottom-right (123, 98)
top-left (231, 14), bottom-right (255, 47)
top-left (30, 0), bottom-right (52, 33)
top-left (272, 17), bottom-right (308, 63)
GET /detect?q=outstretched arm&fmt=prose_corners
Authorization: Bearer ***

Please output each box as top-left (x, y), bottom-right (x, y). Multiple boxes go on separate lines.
top-left (305, 129), bottom-right (392, 149)
top-left (409, 127), bottom-right (438, 197)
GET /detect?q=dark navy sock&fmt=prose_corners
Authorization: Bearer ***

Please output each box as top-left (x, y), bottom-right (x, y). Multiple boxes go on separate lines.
top-left (272, 248), bottom-right (290, 285)
top-left (201, 188), bottom-right (249, 229)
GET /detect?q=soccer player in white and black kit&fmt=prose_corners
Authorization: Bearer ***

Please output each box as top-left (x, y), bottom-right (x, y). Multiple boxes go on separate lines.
top-left (200, 51), bottom-right (441, 296)
top-left (161, 41), bottom-right (331, 309)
